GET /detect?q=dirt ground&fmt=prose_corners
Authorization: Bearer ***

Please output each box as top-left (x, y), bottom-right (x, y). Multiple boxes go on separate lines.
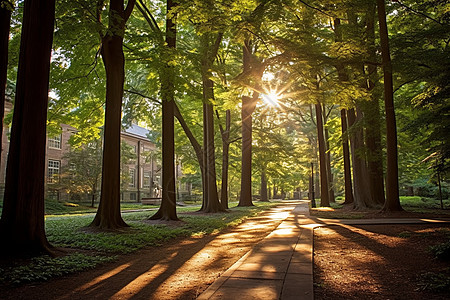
top-left (314, 223), bottom-right (450, 300)
top-left (1, 204), bottom-right (450, 299)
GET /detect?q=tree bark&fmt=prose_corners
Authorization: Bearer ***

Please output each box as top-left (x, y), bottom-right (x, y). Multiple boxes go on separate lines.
top-left (340, 109), bottom-right (354, 204)
top-left (315, 103), bottom-right (330, 207)
top-left (377, 0), bottom-right (402, 211)
top-left (0, 0), bottom-right (55, 256)
top-left (91, 0), bottom-right (135, 228)
top-left (150, 0), bottom-right (178, 220)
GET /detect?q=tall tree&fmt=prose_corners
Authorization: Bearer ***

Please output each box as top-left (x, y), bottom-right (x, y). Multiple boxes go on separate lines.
top-left (0, 0), bottom-right (55, 255)
top-left (199, 32), bottom-right (225, 213)
top-left (91, 0), bottom-right (136, 229)
top-left (377, 0), bottom-right (402, 211)
top-left (150, 0), bottom-right (178, 220)
top-left (238, 39), bottom-right (264, 207)
top-left (363, 1), bottom-right (385, 205)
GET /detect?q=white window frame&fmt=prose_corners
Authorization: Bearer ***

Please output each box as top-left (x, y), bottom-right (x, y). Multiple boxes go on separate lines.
top-left (48, 159), bottom-right (60, 183)
top-left (48, 134), bottom-right (62, 149)
top-left (129, 168), bottom-right (136, 187)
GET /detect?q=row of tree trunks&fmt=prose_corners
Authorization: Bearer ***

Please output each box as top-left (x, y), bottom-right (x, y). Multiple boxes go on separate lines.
top-left (0, 0), bottom-right (56, 255)
top-left (150, 0), bottom-right (178, 220)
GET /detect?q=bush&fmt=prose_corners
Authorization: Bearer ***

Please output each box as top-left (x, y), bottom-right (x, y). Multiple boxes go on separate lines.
top-left (430, 240), bottom-right (450, 261)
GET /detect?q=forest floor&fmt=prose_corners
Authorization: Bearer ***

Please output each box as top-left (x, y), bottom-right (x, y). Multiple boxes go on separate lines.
top-left (1, 202), bottom-right (450, 299)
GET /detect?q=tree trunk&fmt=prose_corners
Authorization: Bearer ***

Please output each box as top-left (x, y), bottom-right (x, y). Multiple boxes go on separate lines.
top-left (364, 2), bottom-right (385, 205)
top-left (323, 104), bottom-right (335, 203)
top-left (203, 100), bottom-right (223, 212)
top-left (377, 0), bottom-right (402, 211)
top-left (173, 102), bottom-right (205, 207)
top-left (340, 109), bottom-right (354, 204)
top-left (220, 110), bottom-right (231, 209)
top-left (92, 0), bottom-right (135, 228)
top-left (200, 33), bottom-right (224, 213)
top-left (315, 103), bottom-right (330, 207)
top-left (348, 108), bottom-right (372, 209)
top-left (150, 0), bottom-right (178, 220)
top-left (260, 169), bottom-right (269, 201)
top-left (239, 93), bottom-right (258, 206)
top-left (0, 0), bottom-right (55, 256)
top-left (238, 39), bottom-right (262, 207)
top-left (0, 0), bottom-right (12, 156)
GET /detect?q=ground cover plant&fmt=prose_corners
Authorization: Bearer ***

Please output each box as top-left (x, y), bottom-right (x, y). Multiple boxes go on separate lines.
top-left (0, 201), bottom-right (278, 285)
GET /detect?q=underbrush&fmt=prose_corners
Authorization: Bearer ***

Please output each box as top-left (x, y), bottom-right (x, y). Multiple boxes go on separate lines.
top-left (0, 201), bottom-right (279, 285)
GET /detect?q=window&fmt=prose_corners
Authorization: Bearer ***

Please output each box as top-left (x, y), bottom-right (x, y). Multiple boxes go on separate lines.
top-left (48, 160), bottom-right (60, 183)
top-left (129, 168), bottom-right (135, 187)
top-left (130, 192), bottom-right (137, 201)
top-left (48, 134), bottom-right (62, 149)
top-left (143, 171), bottom-right (151, 188)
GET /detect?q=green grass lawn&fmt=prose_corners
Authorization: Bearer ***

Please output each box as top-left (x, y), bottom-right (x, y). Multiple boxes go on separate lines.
top-left (0, 201), bottom-right (280, 285)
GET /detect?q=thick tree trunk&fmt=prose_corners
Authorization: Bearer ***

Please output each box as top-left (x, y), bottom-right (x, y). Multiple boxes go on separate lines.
top-left (0, 0), bottom-right (12, 155)
top-left (92, 35), bottom-right (128, 228)
top-left (92, 0), bottom-right (135, 228)
top-left (340, 109), bottom-right (354, 204)
top-left (260, 169), bottom-right (269, 201)
top-left (377, 0), bottom-right (402, 211)
top-left (315, 103), bottom-right (330, 207)
top-left (150, 0), bottom-right (178, 220)
top-left (0, 0), bottom-right (55, 256)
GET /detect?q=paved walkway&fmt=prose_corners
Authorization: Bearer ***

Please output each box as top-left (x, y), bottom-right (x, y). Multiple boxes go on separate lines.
top-left (198, 200), bottom-right (450, 300)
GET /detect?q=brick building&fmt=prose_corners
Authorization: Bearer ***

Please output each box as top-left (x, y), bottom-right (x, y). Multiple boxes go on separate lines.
top-left (0, 102), bottom-right (162, 202)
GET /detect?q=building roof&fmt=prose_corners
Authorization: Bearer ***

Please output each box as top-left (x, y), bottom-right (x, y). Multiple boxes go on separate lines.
top-left (123, 124), bottom-right (151, 140)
